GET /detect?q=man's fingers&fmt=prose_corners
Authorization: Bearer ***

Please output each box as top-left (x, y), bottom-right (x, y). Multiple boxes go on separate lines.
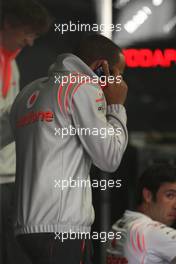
top-left (113, 66), bottom-right (120, 78)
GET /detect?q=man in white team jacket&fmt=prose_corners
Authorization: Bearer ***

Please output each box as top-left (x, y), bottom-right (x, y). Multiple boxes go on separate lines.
top-left (107, 163), bottom-right (176, 264)
top-left (10, 34), bottom-right (128, 264)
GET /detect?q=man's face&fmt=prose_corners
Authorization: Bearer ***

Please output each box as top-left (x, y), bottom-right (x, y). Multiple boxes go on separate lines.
top-left (2, 21), bottom-right (39, 51)
top-left (148, 182), bottom-right (176, 226)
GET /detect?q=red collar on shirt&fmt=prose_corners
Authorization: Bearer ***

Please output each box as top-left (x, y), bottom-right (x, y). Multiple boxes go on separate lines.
top-left (0, 47), bottom-right (20, 97)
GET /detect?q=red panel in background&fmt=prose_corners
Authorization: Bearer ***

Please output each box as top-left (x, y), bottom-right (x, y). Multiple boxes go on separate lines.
top-left (123, 49), bottom-right (176, 68)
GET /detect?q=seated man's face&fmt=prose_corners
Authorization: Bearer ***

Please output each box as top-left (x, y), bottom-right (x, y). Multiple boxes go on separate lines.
top-left (149, 182), bottom-right (176, 226)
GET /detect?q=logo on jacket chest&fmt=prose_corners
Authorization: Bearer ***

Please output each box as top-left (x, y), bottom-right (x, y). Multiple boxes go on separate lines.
top-left (27, 90), bottom-right (40, 109)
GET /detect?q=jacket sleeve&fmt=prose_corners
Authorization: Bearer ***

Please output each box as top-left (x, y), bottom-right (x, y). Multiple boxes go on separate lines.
top-left (71, 82), bottom-right (128, 172)
top-left (0, 105), bottom-right (14, 149)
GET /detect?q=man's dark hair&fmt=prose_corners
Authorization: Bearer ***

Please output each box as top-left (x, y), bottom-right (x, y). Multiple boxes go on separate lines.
top-left (136, 163), bottom-right (176, 205)
top-left (74, 34), bottom-right (122, 69)
top-left (1, 0), bottom-right (53, 33)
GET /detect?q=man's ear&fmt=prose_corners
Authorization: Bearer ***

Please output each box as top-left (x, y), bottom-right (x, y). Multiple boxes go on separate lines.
top-left (90, 59), bottom-right (106, 71)
top-left (143, 188), bottom-right (152, 203)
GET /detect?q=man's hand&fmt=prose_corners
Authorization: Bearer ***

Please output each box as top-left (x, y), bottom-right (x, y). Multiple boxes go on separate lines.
top-left (102, 61), bottom-right (128, 105)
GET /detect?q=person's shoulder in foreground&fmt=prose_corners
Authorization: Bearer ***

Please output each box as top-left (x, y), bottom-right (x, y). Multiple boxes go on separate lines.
top-left (107, 163), bottom-right (176, 264)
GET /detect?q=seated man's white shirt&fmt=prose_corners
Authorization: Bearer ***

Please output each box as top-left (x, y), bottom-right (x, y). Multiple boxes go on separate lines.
top-left (107, 210), bottom-right (176, 264)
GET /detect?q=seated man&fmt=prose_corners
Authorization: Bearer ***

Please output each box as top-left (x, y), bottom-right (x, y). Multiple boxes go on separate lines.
top-left (107, 163), bottom-right (176, 264)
